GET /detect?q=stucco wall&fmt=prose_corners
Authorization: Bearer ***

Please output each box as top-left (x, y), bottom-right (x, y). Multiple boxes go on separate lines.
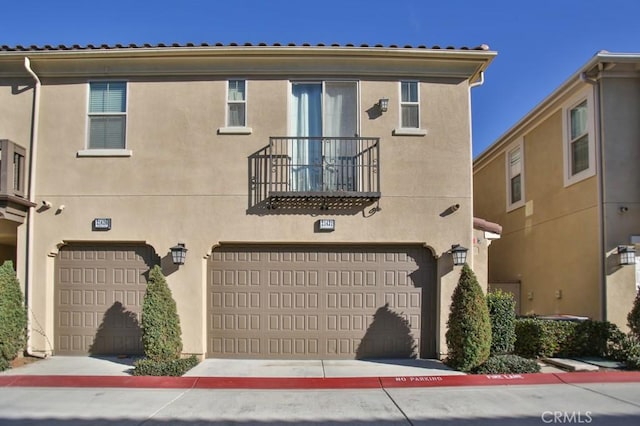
top-left (474, 101), bottom-right (601, 321)
top-left (18, 72), bottom-right (476, 356)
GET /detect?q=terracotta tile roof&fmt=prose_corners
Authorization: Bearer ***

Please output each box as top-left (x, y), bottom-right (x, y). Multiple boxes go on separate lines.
top-left (0, 42), bottom-right (491, 52)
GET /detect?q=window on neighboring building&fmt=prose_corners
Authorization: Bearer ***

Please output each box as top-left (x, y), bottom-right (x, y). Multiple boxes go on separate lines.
top-left (506, 140), bottom-right (524, 211)
top-left (227, 80), bottom-right (246, 127)
top-left (569, 100), bottom-right (589, 175)
top-left (400, 81), bottom-right (419, 128)
top-left (563, 92), bottom-right (595, 186)
top-left (88, 82), bottom-right (127, 150)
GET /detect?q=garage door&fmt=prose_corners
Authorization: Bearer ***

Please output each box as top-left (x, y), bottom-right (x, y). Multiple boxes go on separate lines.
top-left (55, 244), bottom-right (159, 355)
top-left (207, 245), bottom-right (436, 359)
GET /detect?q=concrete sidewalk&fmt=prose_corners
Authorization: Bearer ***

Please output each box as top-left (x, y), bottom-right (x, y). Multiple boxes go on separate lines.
top-left (0, 356), bottom-right (464, 377)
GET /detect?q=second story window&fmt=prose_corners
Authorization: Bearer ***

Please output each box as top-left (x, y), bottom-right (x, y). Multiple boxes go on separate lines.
top-left (88, 82), bottom-right (127, 149)
top-left (227, 80), bottom-right (246, 127)
top-left (563, 92), bottom-right (595, 187)
top-left (506, 141), bottom-right (524, 210)
top-left (400, 81), bottom-right (419, 128)
top-left (569, 100), bottom-right (589, 175)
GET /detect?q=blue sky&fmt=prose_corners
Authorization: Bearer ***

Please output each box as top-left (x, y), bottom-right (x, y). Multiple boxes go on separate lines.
top-left (4, 0), bottom-right (639, 157)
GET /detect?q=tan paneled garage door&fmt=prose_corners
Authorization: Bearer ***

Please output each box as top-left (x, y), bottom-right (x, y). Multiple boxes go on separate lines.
top-left (55, 244), bottom-right (158, 355)
top-left (207, 245), bottom-right (436, 359)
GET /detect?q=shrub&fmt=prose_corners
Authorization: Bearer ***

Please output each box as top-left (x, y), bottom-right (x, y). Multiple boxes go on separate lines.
top-left (133, 356), bottom-right (199, 376)
top-left (487, 290), bottom-right (516, 355)
top-left (514, 318), bottom-right (577, 358)
top-left (0, 261), bottom-right (27, 369)
top-left (472, 354), bottom-right (541, 374)
top-left (140, 265), bottom-right (183, 362)
top-left (628, 293), bottom-right (640, 338)
top-left (567, 320), bottom-right (624, 358)
top-left (445, 264), bottom-right (492, 372)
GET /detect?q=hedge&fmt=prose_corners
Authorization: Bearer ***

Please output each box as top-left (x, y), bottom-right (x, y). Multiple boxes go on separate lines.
top-left (514, 318), bottom-right (624, 359)
top-left (487, 290), bottom-right (516, 355)
top-left (472, 354), bottom-right (541, 374)
top-left (133, 356), bottom-right (199, 376)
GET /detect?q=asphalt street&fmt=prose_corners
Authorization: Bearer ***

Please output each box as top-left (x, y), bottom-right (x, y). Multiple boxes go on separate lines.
top-left (1, 382), bottom-right (640, 425)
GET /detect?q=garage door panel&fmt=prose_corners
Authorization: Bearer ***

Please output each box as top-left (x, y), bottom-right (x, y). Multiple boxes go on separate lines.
top-left (207, 245), bottom-right (435, 359)
top-left (54, 244), bottom-right (158, 356)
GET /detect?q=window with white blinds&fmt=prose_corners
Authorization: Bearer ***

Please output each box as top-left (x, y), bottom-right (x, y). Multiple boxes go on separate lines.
top-left (88, 82), bottom-right (127, 149)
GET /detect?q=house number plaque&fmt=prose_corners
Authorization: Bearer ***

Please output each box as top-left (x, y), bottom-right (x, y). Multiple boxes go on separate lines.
top-left (92, 218), bottom-right (112, 231)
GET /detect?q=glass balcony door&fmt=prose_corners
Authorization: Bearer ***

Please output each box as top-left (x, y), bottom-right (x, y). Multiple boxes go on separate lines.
top-left (289, 81), bottom-right (358, 192)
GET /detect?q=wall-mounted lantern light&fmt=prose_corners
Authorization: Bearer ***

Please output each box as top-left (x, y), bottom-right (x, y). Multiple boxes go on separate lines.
top-left (450, 244), bottom-right (468, 266)
top-left (170, 243), bottom-right (188, 265)
top-left (617, 245), bottom-right (636, 266)
top-left (378, 98), bottom-right (389, 113)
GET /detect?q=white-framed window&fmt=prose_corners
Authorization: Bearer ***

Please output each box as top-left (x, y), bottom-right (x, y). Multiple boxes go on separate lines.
top-left (506, 139), bottom-right (525, 211)
top-left (87, 81), bottom-right (127, 150)
top-left (227, 79), bottom-right (246, 127)
top-left (562, 91), bottom-right (596, 186)
top-left (218, 79), bottom-right (252, 134)
top-left (393, 81), bottom-right (426, 136)
top-left (400, 81), bottom-right (419, 128)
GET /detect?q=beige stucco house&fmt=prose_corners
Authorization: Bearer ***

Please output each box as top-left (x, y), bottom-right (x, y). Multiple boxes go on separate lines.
top-left (474, 51), bottom-right (640, 330)
top-left (0, 42), bottom-right (495, 360)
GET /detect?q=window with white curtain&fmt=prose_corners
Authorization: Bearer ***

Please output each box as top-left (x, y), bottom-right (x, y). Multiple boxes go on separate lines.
top-left (562, 92), bottom-right (595, 187)
top-left (289, 81), bottom-right (358, 192)
top-left (400, 81), bottom-right (419, 128)
top-left (227, 80), bottom-right (246, 127)
top-left (88, 81), bottom-right (127, 149)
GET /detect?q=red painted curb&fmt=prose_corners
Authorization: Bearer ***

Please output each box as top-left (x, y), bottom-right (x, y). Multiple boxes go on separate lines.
top-left (381, 373), bottom-right (563, 388)
top-left (193, 376), bottom-right (382, 389)
top-left (1, 371), bottom-right (639, 390)
top-left (0, 375), bottom-right (198, 388)
top-left (556, 371), bottom-right (640, 384)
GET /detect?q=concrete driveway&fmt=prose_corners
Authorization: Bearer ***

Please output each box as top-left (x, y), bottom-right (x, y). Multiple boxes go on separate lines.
top-left (0, 356), bottom-right (464, 377)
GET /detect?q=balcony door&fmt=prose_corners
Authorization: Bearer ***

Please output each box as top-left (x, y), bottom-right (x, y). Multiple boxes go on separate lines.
top-left (290, 81), bottom-right (358, 192)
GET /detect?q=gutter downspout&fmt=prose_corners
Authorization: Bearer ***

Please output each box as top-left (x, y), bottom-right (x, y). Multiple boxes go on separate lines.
top-left (23, 57), bottom-right (47, 358)
top-left (580, 71), bottom-right (606, 321)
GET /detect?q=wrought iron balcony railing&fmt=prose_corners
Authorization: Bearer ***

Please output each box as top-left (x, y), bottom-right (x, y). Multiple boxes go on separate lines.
top-left (265, 136), bottom-right (380, 208)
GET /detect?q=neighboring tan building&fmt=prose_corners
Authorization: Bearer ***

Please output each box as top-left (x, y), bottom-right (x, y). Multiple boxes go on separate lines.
top-left (474, 51), bottom-right (640, 330)
top-left (0, 42), bottom-right (495, 360)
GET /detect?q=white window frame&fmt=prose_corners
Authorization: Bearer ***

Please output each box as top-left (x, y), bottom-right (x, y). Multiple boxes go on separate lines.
top-left (393, 80), bottom-right (427, 136)
top-left (505, 138), bottom-right (525, 212)
top-left (218, 79), bottom-right (252, 135)
top-left (79, 80), bottom-right (131, 157)
top-left (562, 90), bottom-right (596, 187)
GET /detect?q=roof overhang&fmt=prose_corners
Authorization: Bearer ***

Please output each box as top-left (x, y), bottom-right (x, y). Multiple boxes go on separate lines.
top-left (0, 45), bottom-right (496, 81)
top-left (474, 51), bottom-right (640, 168)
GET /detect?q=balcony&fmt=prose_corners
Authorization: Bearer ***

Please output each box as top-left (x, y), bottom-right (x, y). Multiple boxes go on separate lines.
top-left (249, 137), bottom-right (380, 213)
top-left (0, 139), bottom-right (33, 223)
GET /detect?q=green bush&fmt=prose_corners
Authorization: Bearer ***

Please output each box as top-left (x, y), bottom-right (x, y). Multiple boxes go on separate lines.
top-left (140, 265), bottom-right (183, 362)
top-left (0, 261), bottom-right (27, 369)
top-left (133, 356), bottom-right (199, 376)
top-left (610, 334), bottom-right (640, 369)
top-left (472, 354), bottom-right (541, 374)
top-left (567, 320), bottom-right (624, 358)
top-left (487, 290), bottom-right (516, 355)
top-left (445, 264), bottom-right (492, 372)
top-left (628, 293), bottom-right (640, 338)
top-left (514, 318), bottom-right (577, 358)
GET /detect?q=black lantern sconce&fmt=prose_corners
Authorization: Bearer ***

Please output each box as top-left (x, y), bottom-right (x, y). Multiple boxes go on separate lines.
top-left (170, 243), bottom-right (188, 265)
top-left (450, 244), bottom-right (468, 266)
top-left (617, 245), bottom-right (636, 266)
top-left (377, 98), bottom-right (389, 113)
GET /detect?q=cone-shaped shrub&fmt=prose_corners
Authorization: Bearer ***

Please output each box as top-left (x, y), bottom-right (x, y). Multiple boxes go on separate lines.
top-left (0, 261), bottom-right (27, 367)
top-left (445, 264), bottom-right (492, 372)
top-left (487, 289), bottom-right (516, 355)
top-left (140, 265), bottom-right (182, 361)
top-left (629, 292), bottom-right (640, 338)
